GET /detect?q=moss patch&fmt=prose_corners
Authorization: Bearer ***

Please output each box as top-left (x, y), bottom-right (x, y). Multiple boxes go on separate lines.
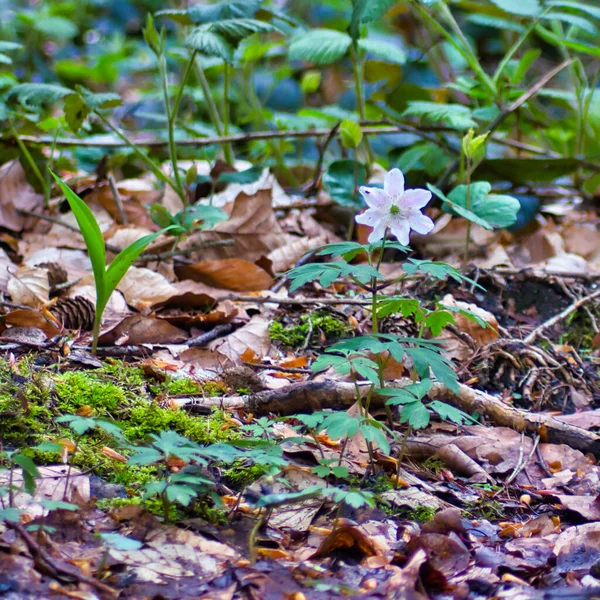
top-left (269, 311), bottom-right (351, 348)
top-left (0, 357), bottom-right (239, 492)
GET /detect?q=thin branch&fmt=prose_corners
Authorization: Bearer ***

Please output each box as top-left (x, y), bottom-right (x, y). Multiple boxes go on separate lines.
top-left (523, 288), bottom-right (600, 344)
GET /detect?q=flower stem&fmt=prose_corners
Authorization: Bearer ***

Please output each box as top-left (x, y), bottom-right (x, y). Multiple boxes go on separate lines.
top-left (350, 43), bottom-right (374, 171)
top-left (223, 63), bottom-right (231, 156)
top-left (463, 156), bottom-right (472, 267)
top-left (10, 121), bottom-right (49, 203)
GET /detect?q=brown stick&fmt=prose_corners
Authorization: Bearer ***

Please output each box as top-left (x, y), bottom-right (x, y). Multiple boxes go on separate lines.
top-left (176, 379), bottom-right (600, 456)
top-left (523, 288), bottom-right (600, 344)
top-left (5, 520), bottom-right (117, 599)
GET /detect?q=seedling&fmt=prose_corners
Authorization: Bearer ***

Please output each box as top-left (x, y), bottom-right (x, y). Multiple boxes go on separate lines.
top-left (51, 172), bottom-right (174, 354)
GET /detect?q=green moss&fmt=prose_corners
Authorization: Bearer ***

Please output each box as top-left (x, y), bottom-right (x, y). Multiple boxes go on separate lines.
top-left (269, 311), bottom-right (352, 348)
top-left (0, 357), bottom-right (239, 493)
top-left (222, 463), bottom-right (268, 488)
top-left (422, 457), bottom-right (446, 474)
top-left (380, 503), bottom-right (437, 523)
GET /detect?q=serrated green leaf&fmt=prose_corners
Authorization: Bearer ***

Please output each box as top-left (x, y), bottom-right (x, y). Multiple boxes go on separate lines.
top-left (9, 83), bottom-right (75, 111)
top-left (289, 29), bottom-right (352, 65)
top-left (403, 102), bottom-right (476, 130)
top-left (489, 0), bottom-right (541, 16)
top-left (358, 38), bottom-right (406, 65)
top-left (99, 533), bottom-right (143, 550)
top-left (425, 310), bottom-right (455, 336)
top-left (185, 29), bottom-right (234, 61)
top-left (428, 401), bottom-right (472, 425)
top-left (157, 0), bottom-right (262, 25)
top-left (400, 401), bottom-right (430, 429)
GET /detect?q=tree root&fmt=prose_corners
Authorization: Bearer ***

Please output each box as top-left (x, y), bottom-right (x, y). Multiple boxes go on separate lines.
top-left (177, 378), bottom-right (600, 456)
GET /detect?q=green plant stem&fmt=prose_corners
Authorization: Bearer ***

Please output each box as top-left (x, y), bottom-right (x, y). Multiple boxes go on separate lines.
top-left (95, 112), bottom-right (184, 201)
top-left (492, 17), bottom-right (540, 86)
top-left (463, 156), bottom-right (472, 267)
top-left (412, 1), bottom-right (496, 99)
top-left (350, 44), bottom-right (374, 171)
top-left (161, 51), bottom-right (197, 204)
top-left (91, 313), bottom-right (101, 356)
top-left (248, 507), bottom-right (272, 563)
top-left (243, 65), bottom-right (298, 187)
top-left (222, 62), bottom-right (232, 164)
top-left (10, 122), bottom-right (49, 202)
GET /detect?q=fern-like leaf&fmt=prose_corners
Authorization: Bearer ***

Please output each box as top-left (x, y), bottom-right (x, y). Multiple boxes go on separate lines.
top-left (402, 101), bottom-right (476, 130)
top-left (9, 83), bottom-right (75, 111)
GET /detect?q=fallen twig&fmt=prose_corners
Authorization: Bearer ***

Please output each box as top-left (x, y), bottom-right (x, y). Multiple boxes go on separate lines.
top-left (5, 520), bottom-right (117, 599)
top-left (176, 378), bottom-right (600, 456)
top-left (523, 288), bottom-right (600, 344)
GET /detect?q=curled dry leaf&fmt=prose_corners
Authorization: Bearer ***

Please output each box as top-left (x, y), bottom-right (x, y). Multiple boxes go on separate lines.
top-left (436, 294), bottom-right (499, 361)
top-left (22, 247), bottom-right (90, 280)
top-left (209, 315), bottom-right (274, 363)
top-left (183, 190), bottom-right (294, 262)
top-left (267, 234), bottom-right (329, 273)
top-left (0, 247), bottom-right (15, 292)
top-left (7, 265), bottom-right (50, 308)
top-left (0, 160), bottom-right (44, 232)
top-left (98, 314), bottom-right (188, 346)
top-left (175, 258), bottom-right (273, 292)
top-left (2, 308), bottom-right (61, 338)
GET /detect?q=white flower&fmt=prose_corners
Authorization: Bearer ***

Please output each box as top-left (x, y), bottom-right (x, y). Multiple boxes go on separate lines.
top-left (355, 168), bottom-right (434, 245)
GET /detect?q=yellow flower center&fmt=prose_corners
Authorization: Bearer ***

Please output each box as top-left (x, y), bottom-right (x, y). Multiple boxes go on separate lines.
top-left (390, 205), bottom-right (400, 215)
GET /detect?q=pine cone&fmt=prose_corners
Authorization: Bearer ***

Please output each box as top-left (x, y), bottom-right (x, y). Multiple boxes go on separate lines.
top-left (36, 262), bottom-right (68, 288)
top-left (50, 297), bottom-right (95, 331)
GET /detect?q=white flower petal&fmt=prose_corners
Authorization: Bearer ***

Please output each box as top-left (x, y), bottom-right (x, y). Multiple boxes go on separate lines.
top-left (368, 221), bottom-right (388, 244)
top-left (384, 168), bottom-right (405, 196)
top-left (359, 186), bottom-right (390, 210)
top-left (355, 207), bottom-right (386, 227)
top-left (407, 210), bottom-right (434, 235)
top-left (388, 215), bottom-right (410, 245)
top-left (400, 189), bottom-right (432, 210)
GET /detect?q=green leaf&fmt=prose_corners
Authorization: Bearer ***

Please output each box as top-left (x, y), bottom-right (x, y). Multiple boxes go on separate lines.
top-left (143, 13), bottom-right (162, 55)
top-left (218, 166), bottom-right (263, 184)
top-left (339, 120), bottom-right (363, 149)
top-left (511, 49), bottom-right (541, 84)
top-left (473, 158), bottom-right (581, 184)
top-left (402, 258), bottom-right (484, 289)
top-left (103, 230), bottom-right (170, 321)
top-left (78, 89), bottom-right (122, 110)
top-left (349, 0), bottom-right (395, 39)
top-left (157, 0), bottom-right (262, 25)
top-left (150, 205), bottom-right (174, 229)
top-left (185, 29), bottom-right (234, 62)
top-left (64, 94), bottom-right (89, 134)
top-left (358, 38), bottom-right (406, 65)
top-left (35, 16), bottom-right (78, 41)
top-left (99, 533), bottom-right (143, 551)
top-left (208, 19), bottom-right (281, 45)
top-left (489, 0), bottom-right (542, 16)
top-left (40, 500), bottom-right (79, 512)
top-left (321, 413), bottom-right (361, 439)
top-left (9, 83), bottom-right (75, 111)
top-left (424, 310), bottom-right (455, 336)
top-left (13, 454), bottom-right (39, 494)
top-left (51, 172), bottom-right (106, 311)
top-left (407, 347), bottom-right (459, 393)
top-left (0, 508), bottom-right (22, 522)
top-left (377, 297), bottom-right (422, 319)
top-left (361, 423), bottom-right (390, 454)
top-left (322, 159), bottom-right (367, 206)
top-left (288, 29), bottom-right (352, 65)
top-left (547, 0), bottom-right (600, 20)
top-left (400, 401), bottom-right (430, 429)
top-left (428, 401), bottom-right (472, 425)
top-left (166, 483), bottom-right (197, 506)
top-left (446, 182), bottom-right (520, 229)
top-left (403, 101), bottom-right (476, 130)
top-left (128, 447), bottom-right (164, 466)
